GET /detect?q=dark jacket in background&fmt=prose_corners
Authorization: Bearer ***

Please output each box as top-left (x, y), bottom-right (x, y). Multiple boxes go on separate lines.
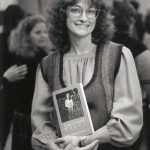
top-left (0, 32), bottom-right (14, 148)
top-left (113, 32), bottom-right (147, 58)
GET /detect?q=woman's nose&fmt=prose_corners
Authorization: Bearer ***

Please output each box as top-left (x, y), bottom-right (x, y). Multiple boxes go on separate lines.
top-left (79, 11), bottom-right (88, 22)
top-left (41, 32), bottom-right (48, 38)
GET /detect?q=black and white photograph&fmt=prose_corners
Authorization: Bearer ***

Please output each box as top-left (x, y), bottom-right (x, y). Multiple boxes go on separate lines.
top-left (55, 88), bottom-right (84, 122)
top-left (0, 0), bottom-right (150, 150)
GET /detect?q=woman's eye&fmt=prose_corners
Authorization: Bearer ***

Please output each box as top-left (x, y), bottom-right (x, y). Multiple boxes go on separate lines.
top-left (88, 9), bottom-right (96, 14)
top-left (70, 8), bottom-right (80, 13)
top-left (35, 31), bottom-right (41, 34)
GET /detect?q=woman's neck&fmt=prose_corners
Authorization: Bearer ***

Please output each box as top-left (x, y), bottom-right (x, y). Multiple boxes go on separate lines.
top-left (69, 34), bottom-right (96, 55)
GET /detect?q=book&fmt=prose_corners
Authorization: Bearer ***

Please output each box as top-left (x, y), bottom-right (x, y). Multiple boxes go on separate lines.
top-left (52, 83), bottom-right (94, 137)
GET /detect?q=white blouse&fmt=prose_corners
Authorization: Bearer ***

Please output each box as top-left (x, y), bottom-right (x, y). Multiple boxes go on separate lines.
top-left (31, 46), bottom-right (143, 149)
top-left (63, 48), bottom-right (96, 86)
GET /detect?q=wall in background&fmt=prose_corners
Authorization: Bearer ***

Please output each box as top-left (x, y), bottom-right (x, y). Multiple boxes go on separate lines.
top-left (1, 0), bottom-right (148, 16)
top-left (18, 0), bottom-right (49, 16)
top-left (136, 0), bottom-right (150, 15)
top-left (0, 0), bottom-right (150, 15)
top-left (18, 0), bottom-right (39, 15)
top-left (0, 0), bottom-right (18, 10)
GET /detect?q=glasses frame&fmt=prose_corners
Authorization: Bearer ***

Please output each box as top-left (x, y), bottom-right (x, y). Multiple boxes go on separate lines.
top-left (66, 7), bottom-right (100, 20)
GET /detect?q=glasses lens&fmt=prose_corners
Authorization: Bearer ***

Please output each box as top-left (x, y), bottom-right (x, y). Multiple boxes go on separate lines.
top-left (68, 7), bottom-right (81, 18)
top-left (67, 7), bottom-right (100, 20)
top-left (87, 9), bottom-right (99, 19)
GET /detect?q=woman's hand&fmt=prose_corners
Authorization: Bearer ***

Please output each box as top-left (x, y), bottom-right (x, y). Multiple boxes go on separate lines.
top-left (55, 136), bottom-right (99, 150)
top-left (47, 139), bottom-right (64, 150)
top-left (55, 135), bottom-right (84, 148)
top-left (65, 140), bottom-right (99, 150)
top-left (3, 64), bottom-right (28, 82)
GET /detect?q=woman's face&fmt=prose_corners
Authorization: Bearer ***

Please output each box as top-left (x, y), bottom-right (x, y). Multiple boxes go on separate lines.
top-left (29, 22), bottom-right (49, 48)
top-left (66, 0), bottom-right (97, 38)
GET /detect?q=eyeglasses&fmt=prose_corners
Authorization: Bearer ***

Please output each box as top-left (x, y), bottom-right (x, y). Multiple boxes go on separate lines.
top-left (67, 7), bottom-right (100, 20)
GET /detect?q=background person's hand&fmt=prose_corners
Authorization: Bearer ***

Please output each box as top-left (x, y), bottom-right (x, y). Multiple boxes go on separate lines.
top-left (3, 64), bottom-right (28, 82)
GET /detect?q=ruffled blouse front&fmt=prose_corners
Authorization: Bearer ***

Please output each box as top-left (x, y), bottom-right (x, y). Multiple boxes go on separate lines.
top-left (63, 50), bottom-right (96, 86)
top-left (31, 46), bottom-right (143, 149)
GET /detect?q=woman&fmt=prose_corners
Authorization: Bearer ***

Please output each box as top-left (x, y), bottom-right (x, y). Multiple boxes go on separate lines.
top-left (8, 15), bottom-right (50, 150)
top-left (65, 93), bottom-right (74, 121)
top-left (31, 0), bottom-right (143, 150)
top-left (143, 10), bottom-right (150, 50)
top-left (0, 5), bottom-right (26, 149)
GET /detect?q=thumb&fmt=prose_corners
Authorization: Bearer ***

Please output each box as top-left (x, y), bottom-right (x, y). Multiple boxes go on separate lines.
top-left (82, 140), bottom-right (99, 150)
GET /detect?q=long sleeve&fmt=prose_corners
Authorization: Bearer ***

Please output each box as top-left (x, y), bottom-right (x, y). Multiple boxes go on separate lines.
top-left (31, 65), bottom-right (57, 150)
top-left (106, 46), bottom-right (143, 146)
top-left (84, 47), bottom-right (143, 147)
top-left (32, 47), bottom-right (143, 149)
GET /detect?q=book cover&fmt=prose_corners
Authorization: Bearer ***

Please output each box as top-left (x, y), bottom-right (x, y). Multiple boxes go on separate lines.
top-left (52, 83), bottom-right (94, 137)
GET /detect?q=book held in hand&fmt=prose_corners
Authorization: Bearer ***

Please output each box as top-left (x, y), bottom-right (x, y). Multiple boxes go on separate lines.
top-left (52, 83), bottom-right (94, 137)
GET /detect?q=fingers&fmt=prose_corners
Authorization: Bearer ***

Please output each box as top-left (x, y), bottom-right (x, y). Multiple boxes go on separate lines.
top-left (81, 140), bottom-right (99, 150)
top-left (13, 65), bottom-right (28, 80)
top-left (11, 65), bottom-right (17, 68)
top-left (55, 138), bottom-right (67, 148)
top-left (79, 136), bottom-right (87, 141)
top-left (56, 136), bottom-right (82, 149)
top-left (55, 137), bottom-right (65, 144)
top-left (55, 136), bottom-right (72, 148)
top-left (47, 140), bottom-right (64, 150)
top-left (15, 65), bottom-right (28, 79)
top-left (17, 65), bottom-right (28, 74)
top-left (55, 136), bottom-right (77, 145)
top-left (79, 136), bottom-right (87, 147)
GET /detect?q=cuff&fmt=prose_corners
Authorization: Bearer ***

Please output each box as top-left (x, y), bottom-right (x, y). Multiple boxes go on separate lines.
top-left (2, 77), bottom-right (11, 88)
top-left (85, 125), bottom-right (110, 145)
top-left (96, 125), bottom-right (110, 144)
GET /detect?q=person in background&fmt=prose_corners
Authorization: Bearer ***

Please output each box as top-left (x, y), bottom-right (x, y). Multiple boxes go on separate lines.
top-left (142, 9), bottom-right (150, 150)
top-left (112, 0), bottom-right (147, 59)
top-left (143, 10), bottom-right (150, 50)
top-left (0, 5), bottom-right (26, 149)
top-left (6, 15), bottom-right (50, 150)
top-left (130, 0), bottom-right (145, 41)
top-left (112, 1), bottom-right (150, 150)
top-left (31, 0), bottom-right (143, 150)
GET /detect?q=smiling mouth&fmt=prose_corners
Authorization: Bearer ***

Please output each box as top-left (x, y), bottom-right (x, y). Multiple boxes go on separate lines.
top-left (75, 24), bottom-right (90, 29)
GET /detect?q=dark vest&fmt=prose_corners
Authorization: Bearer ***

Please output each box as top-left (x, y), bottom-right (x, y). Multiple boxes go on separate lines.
top-left (41, 41), bottom-right (123, 150)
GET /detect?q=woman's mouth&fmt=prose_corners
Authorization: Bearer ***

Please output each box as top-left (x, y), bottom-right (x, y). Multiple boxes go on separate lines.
top-left (75, 24), bottom-right (90, 29)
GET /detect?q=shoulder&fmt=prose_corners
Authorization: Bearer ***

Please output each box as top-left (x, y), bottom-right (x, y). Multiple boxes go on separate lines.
top-left (122, 46), bottom-right (133, 57)
top-left (42, 50), bottom-right (60, 64)
top-left (108, 41), bottom-right (135, 60)
top-left (104, 41), bottom-right (123, 59)
top-left (106, 41), bottom-right (123, 53)
top-left (107, 41), bottom-right (121, 47)
top-left (119, 46), bottom-right (136, 68)
top-left (40, 50), bottom-right (61, 78)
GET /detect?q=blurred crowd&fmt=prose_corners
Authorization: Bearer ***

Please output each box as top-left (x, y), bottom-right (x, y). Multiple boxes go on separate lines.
top-left (0, 0), bottom-right (150, 150)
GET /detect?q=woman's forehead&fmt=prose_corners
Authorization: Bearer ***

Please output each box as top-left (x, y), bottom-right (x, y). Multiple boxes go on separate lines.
top-left (72, 0), bottom-right (94, 5)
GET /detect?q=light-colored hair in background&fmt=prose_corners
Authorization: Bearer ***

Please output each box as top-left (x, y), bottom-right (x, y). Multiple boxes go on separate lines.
top-left (9, 14), bottom-right (51, 58)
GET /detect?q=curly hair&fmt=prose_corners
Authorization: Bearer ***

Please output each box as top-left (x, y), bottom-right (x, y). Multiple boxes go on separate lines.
top-left (9, 15), bottom-right (50, 58)
top-left (47, 0), bottom-right (114, 52)
top-left (112, 1), bottom-right (136, 33)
